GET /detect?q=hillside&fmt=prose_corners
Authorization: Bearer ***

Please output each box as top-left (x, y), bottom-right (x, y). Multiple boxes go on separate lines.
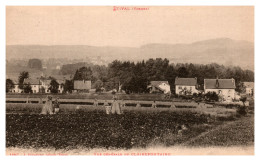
top-left (6, 38), bottom-right (254, 70)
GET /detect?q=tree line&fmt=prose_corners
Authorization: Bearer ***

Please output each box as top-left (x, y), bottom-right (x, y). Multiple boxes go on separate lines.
top-left (6, 58), bottom-right (254, 94)
top-left (62, 58), bottom-right (254, 93)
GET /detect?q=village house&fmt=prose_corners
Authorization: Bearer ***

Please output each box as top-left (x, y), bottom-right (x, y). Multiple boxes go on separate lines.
top-left (56, 80), bottom-right (65, 93)
top-left (204, 78), bottom-right (236, 102)
top-left (11, 80), bottom-right (23, 93)
top-left (23, 78), bottom-right (41, 93)
top-left (147, 81), bottom-right (171, 94)
top-left (175, 77), bottom-right (198, 95)
top-left (39, 78), bottom-right (64, 93)
top-left (73, 80), bottom-right (91, 92)
top-left (243, 82), bottom-right (254, 96)
top-left (39, 78), bottom-right (51, 93)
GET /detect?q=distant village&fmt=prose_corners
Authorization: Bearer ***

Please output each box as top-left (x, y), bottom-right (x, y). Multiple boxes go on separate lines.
top-left (6, 74), bottom-right (254, 103)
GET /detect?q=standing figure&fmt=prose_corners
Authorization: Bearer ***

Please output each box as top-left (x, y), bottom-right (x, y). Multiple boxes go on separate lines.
top-left (93, 98), bottom-right (98, 107)
top-left (111, 97), bottom-right (121, 114)
top-left (53, 97), bottom-right (60, 114)
top-left (104, 100), bottom-right (111, 114)
top-left (40, 96), bottom-right (53, 115)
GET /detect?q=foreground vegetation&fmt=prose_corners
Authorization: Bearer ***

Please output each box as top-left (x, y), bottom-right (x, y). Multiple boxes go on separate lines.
top-left (5, 110), bottom-right (214, 150)
top-left (184, 115), bottom-right (254, 147)
top-left (6, 102), bottom-right (254, 151)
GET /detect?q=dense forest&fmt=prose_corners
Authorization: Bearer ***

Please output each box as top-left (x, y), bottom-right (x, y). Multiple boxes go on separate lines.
top-left (62, 58), bottom-right (254, 93)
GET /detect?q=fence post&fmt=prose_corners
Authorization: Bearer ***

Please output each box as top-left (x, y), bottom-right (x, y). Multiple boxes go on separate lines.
top-left (26, 97), bottom-right (29, 104)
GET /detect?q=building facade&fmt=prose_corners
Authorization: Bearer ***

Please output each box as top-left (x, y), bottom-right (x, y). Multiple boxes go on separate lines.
top-left (175, 77), bottom-right (198, 95)
top-left (243, 82), bottom-right (254, 96)
top-left (23, 78), bottom-right (41, 93)
top-left (147, 81), bottom-right (171, 94)
top-left (204, 78), bottom-right (236, 102)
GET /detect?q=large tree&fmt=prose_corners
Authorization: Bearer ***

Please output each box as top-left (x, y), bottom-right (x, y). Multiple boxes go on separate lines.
top-left (49, 79), bottom-right (59, 93)
top-left (177, 67), bottom-right (189, 78)
top-left (6, 79), bottom-right (14, 93)
top-left (23, 83), bottom-right (32, 93)
top-left (18, 71), bottom-right (29, 90)
top-left (63, 80), bottom-right (74, 93)
top-left (73, 67), bottom-right (93, 81)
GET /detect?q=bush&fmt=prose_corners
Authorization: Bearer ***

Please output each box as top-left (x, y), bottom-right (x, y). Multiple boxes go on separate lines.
top-left (193, 93), bottom-right (198, 97)
top-left (205, 92), bottom-right (219, 102)
top-left (237, 105), bottom-right (247, 116)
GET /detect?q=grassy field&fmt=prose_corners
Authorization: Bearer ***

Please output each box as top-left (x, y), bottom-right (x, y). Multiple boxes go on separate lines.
top-left (183, 115), bottom-right (254, 147)
top-left (6, 93), bottom-right (179, 101)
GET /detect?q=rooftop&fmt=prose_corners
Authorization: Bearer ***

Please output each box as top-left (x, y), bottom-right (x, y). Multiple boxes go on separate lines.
top-left (204, 79), bottom-right (235, 89)
top-left (175, 77), bottom-right (197, 86)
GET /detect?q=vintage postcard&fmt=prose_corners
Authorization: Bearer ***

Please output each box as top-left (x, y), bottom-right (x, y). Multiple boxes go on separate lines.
top-left (5, 6), bottom-right (254, 155)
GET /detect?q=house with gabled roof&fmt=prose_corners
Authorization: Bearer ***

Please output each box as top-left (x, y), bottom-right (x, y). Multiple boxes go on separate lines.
top-left (175, 77), bottom-right (198, 95)
top-left (204, 78), bottom-right (236, 102)
top-left (11, 80), bottom-right (23, 93)
top-left (39, 77), bottom-right (65, 93)
top-left (147, 81), bottom-right (171, 94)
top-left (23, 78), bottom-right (41, 93)
top-left (243, 82), bottom-right (254, 96)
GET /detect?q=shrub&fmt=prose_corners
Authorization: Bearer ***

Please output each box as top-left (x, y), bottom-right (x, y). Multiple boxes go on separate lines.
top-left (237, 105), bottom-right (247, 116)
top-left (205, 92), bottom-right (219, 102)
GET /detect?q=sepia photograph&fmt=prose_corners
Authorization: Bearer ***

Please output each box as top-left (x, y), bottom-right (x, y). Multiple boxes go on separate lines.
top-left (5, 6), bottom-right (254, 155)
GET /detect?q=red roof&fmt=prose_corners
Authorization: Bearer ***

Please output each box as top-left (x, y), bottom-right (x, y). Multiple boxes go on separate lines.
top-left (175, 78), bottom-right (197, 86)
top-left (204, 79), bottom-right (235, 89)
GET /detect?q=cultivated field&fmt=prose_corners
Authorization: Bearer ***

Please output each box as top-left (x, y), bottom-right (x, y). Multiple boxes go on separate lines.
top-left (6, 101), bottom-right (254, 155)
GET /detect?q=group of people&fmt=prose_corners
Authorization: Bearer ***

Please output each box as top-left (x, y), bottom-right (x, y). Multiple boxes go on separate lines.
top-left (40, 96), bottom-right (60, 115)
top-left (40, 96), bottom-right (163, 115)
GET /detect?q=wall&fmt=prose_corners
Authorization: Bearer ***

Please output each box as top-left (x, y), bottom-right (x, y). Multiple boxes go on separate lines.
top-left (31, 85), bottom-right (40, 93)
top-left (175, 85), bottom-right (197, 95)
top-left (12, 85), bottom-right (23, 93)
top-left (205, 88), bottom-right (235, 101)
top-left (246, 87), bottom-right (253, 95)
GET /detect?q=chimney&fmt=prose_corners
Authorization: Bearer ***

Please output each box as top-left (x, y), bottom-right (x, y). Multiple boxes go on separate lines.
top-left (232, 78), bottom-right (235, 85)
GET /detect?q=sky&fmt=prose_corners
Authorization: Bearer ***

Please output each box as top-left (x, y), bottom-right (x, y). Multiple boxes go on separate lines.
top-left (6, 6), bottom-right (254, 47)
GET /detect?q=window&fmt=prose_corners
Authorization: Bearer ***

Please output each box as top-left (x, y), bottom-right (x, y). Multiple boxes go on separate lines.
top-left (178, 86), bottom-right (182, 89)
